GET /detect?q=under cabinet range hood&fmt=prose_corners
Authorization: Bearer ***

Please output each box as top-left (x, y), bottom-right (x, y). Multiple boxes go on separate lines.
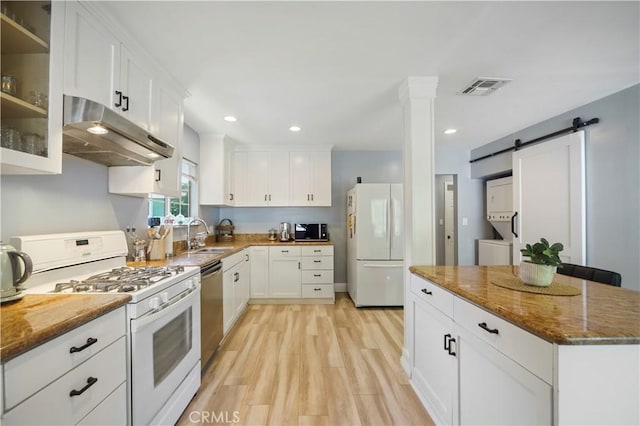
top-left (62, 95), bottom-right (174, 166)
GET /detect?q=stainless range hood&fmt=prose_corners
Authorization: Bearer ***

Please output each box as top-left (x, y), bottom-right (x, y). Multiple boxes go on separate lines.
top-left (62, 95), bottom-right (174, 166)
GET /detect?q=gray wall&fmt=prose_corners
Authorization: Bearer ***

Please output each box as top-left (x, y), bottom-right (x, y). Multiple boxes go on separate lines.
top-left (471, 84), bottom-right (640, 290)
top-left (1, 154), bottom-right (149, 242)
top-left (219, 151), bottom-right (403, 284)
top-left (1, 124), bottom-right (205, 244)
top-left (434, 146), bottom-right (487, 266)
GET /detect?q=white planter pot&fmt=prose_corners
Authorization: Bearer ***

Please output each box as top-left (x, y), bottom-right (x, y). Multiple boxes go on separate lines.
top-left (519, 262), bottom-right (556, 287)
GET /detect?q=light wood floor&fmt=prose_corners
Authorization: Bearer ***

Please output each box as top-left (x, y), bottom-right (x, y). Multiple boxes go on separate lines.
top-left (177, 293), bottom-right (434, 426)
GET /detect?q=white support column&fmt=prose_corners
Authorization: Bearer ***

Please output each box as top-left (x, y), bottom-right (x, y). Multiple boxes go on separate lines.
top-left (398, 76), bottom-right (438, 376)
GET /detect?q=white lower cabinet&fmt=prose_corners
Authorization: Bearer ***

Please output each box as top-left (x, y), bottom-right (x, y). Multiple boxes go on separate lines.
top-left (412, 296), bottom-right (458, 425)
top-left (1, 307), bottom-right (127, 425)
top-left (300, 245), bottom-right (334, 300)
top-left (250, 246), bottom-right (269, 298)
top-left (457, 331), bottom-right (551, 426)
top-left (409, 274), bottom-right (552, 426)
top-left (268, 247), bottom-right (301, 298)
top-left (249, 245), bottom-right (334, 300)
top-left (222, 249), bottom-right (250, 335)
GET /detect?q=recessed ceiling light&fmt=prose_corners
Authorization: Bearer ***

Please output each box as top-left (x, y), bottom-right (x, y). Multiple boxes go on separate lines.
top-left (444, 128), bottom-right (457, 135)
top-left (224, 116), bottom-right (237, 122)
top-left (289, 126), bottom-right (301, 132)
top-left (87, 124), bottom-right (108, 135)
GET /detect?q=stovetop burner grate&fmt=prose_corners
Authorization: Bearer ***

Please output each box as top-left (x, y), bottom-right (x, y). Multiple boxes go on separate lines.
top-left (52, 265), bottom-right (187, 293)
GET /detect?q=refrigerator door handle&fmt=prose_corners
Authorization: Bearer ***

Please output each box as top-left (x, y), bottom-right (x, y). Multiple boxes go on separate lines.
top-left (362, 263), bottom-right (404, 268)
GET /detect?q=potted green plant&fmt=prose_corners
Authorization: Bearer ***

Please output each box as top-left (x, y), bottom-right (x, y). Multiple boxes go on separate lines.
top-left (519, 238), bottom-right (564, 286)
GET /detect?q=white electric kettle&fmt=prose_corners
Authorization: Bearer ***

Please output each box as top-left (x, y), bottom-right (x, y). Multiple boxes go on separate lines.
top-left (1, 243), bottom-right (32, 303)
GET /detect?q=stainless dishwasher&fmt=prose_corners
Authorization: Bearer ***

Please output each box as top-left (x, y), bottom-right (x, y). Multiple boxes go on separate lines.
top-left (200, 260), bottom-right (223, 370)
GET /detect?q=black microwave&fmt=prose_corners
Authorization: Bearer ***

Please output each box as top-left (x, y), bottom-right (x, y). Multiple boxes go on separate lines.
top-left (295, 223), bottom-right (328, 241)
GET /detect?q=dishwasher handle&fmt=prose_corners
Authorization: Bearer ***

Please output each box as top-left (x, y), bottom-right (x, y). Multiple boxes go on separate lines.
top-left (201, 261), bottom-right (222, 277)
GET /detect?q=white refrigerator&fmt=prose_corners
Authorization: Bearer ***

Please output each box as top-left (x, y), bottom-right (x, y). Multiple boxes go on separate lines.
top-left (347, 183), bottom-right (403, 307)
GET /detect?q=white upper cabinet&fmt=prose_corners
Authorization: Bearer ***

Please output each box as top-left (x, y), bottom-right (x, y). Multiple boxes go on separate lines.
top-left (1, 1), bottom-right (65, 175)
top-left (290, 150), bottom-right (331, 206)
top-left (243, 151), bottom-right (290, 206)
top-left (119, 44), bottom-right (153, 132)
top-left (64, 2), bottom-right (154, 130)
top-left (63, 1), bottom-right (119, 110)
top-left (229, 151), bottom-right (248, 206)
top-left (150, 82), bottom-right (183, 197)
top-left (200, 135), bottom-right (233, 205)
top-left (199, 144), bottom-right (332, 207)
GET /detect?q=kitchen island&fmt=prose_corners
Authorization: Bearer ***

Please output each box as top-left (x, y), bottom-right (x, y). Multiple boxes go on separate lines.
top-left (406, 265), bottom-right (639, 426)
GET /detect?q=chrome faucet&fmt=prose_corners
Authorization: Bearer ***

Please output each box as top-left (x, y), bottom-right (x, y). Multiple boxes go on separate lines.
top-left (187, 217), bottom-right (210, 250)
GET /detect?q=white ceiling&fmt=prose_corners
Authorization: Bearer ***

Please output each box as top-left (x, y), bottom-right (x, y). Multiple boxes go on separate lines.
top-left (103, 1), bottom-right (639, 151)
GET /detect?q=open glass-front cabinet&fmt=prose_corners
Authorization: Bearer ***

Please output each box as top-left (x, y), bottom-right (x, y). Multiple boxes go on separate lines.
top-left (1, 0), bottom-right (62, 174)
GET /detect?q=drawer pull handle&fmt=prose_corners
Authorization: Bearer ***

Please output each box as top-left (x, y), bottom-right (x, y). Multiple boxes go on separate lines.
top-left (421, 288), bottom-right (433, 295)
top-left (314, 260), bottom-right (321, 263)
top-left (314, 288), bottom-right (322, 291)
top-left (69, 377), bottom-right (98, 397)
top-left (478, 322), bottom-right (499, 335)
top-left (282, 250), bottom-right (289, 253)
top-left (444, 333), bottom-right (451, 351)
top-left (314, 274), bottom-right (322, 277)
top-left (69, 337), bottom-right (98, 353)
top-left (314, 249), bottom-right (321, 252)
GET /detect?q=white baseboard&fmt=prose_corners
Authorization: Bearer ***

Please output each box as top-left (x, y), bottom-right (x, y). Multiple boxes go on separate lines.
top-left (334, 282), bottom-right (347, 292)
top-left (401, 349), bottom-right (412, 377)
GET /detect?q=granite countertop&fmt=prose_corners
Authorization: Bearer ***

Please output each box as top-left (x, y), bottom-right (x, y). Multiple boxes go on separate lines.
top-left (410, 265), bottom-right (640, 345)
top-left (131, 237), bottom-right (334, 268)
top-left (0, 294), bottom-right (131, 362)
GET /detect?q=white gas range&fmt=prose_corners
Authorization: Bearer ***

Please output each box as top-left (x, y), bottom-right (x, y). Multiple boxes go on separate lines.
top-left (11, 231), bottom-right (202, 426)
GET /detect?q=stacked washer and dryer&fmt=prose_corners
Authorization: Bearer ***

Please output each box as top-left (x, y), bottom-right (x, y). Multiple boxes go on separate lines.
top-left (479, 176), bottom-right (514, 265)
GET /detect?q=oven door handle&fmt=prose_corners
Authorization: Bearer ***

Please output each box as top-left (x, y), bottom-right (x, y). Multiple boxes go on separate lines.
top-left (131, 284), bottom-right (200, 333)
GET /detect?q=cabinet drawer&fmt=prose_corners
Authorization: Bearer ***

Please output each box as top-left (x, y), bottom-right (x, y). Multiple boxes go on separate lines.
top-left (410, 274), bottom-right (454, 318)
top-left (77, 382), bottom-right (127, 426)
top-left (301, 270), bottom-right (334, 284)
top-left (301, 284), bottom-right (334, 298)
top-left (453, 297), bottom-right (553, 384)
top-left (222, 250), bottom-right (245, 271)
top-left (269, 246), bottom-right (301, 258)
top-left (4, 307), bottom-right (126, 410)
top-left (301, 245), bottom-right (333, 256)
top-left (2, 337), bottom-right (127, 425)
top-left (300, 256), bottom-right (333, 270)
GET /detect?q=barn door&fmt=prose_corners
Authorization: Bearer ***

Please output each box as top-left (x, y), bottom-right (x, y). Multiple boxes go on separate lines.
top-left (512, 131), bottom-right (585, 264)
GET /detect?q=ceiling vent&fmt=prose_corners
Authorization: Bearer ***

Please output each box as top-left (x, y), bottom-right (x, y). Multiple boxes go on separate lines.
top-left (459, 77), bottom-right (511, 96)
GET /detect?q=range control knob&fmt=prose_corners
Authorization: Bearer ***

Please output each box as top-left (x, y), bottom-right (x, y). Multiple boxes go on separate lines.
top-left (185, 278), bottom-right (195, 290)
top-left (149, 297), bottom-right (160, 310)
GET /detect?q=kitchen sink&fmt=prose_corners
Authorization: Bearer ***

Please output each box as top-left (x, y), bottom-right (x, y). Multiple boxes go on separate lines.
top-left (192, 247), bottom-right (234, 254)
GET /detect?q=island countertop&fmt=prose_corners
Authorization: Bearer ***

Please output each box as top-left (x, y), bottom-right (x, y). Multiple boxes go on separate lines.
top-left (409, 265), bottom-right (640, 345)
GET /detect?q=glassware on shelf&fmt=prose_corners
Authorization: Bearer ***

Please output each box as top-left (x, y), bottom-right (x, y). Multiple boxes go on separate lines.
top-left (1, 127), bottom-right (22, 151)
top-left (1, 75), bottom-right (17, 96)
top-left (28, 91), bottom-right (48, 110)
